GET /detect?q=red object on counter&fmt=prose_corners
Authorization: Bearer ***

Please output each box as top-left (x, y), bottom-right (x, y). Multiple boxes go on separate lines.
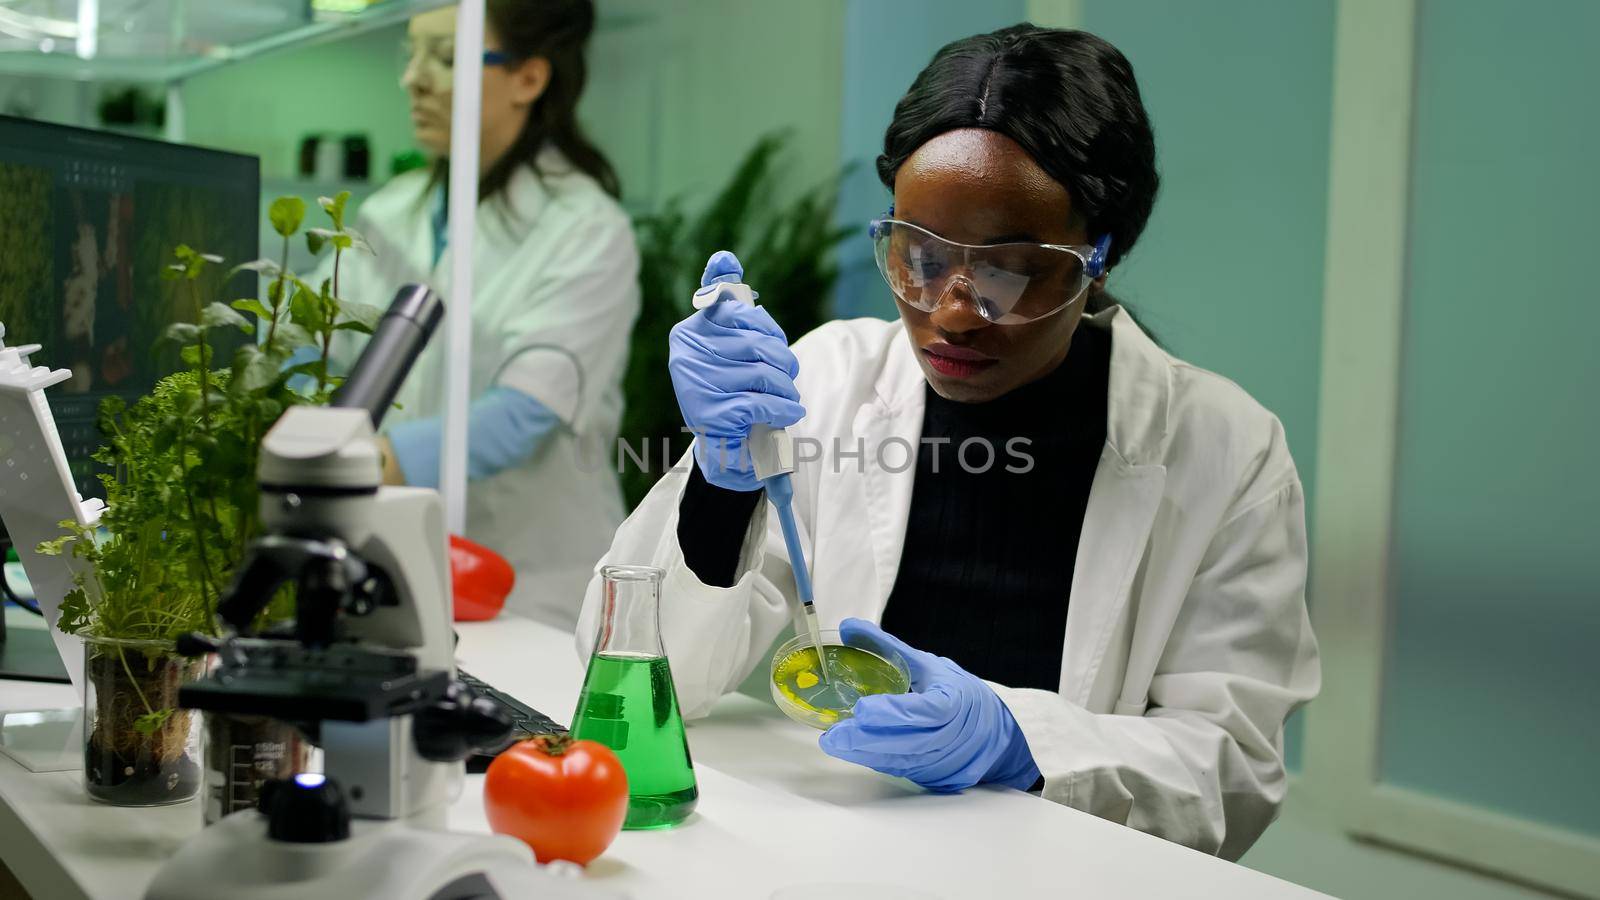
top-left (484, 735), bottom-right (628, 866)
top-left (450, 534), bottom-right (515, 621)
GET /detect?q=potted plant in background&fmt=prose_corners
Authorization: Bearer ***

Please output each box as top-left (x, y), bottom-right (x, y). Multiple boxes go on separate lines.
top-left (619, 133), bottom-right (852, 508)
top-left (39, 192), bottom-right (381, 809)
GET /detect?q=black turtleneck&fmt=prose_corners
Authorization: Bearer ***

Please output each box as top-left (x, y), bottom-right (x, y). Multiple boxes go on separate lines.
top-left (677, 324), bottom-right (1112, 692)
top-left (879, 323), bottom-right (1109, 690)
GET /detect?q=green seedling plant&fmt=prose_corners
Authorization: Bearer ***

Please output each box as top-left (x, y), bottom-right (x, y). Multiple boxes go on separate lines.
top-left (39, 191), bottom-right (380, 736)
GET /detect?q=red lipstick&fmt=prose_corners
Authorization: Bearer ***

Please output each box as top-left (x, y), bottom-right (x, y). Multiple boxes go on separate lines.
top-left (922, 342), bottom-right (997, 379)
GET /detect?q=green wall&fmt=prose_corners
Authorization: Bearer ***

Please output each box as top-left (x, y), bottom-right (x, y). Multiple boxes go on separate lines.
top-left (1080, 0), bottom-right (1336, 769)
top-left (1380, 0), bottom-right (1600, 836)
top-left (171, 1), bottom-right (849, 234)
top-left (582, 0), bottom-right (844, 212)
top-left (173, 1), bottom-right (847, 263)
top-left (181, 25), bottom-right (415, 183)
top-left (832, 0), bottom-right (1028, 319)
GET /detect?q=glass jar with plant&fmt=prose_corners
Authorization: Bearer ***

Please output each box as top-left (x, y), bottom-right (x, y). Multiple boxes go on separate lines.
top-left (39, 192), bottom-right (382, 808)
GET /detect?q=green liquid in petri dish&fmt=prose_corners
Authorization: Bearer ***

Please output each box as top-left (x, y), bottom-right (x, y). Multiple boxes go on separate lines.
top-left (772, 645), bottom-right (909, 725)
top-left (570, 652), bottom-right (698, 830)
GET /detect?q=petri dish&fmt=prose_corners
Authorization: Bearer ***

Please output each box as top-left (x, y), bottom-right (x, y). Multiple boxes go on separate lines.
top-left (769, 628), bottom-right (910, 729)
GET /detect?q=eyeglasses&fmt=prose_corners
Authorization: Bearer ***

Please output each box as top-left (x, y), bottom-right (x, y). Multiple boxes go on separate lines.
top-left (400, 38), bottom-right (514, 87)
top-left (869, 217), bottom-right (1111, 325)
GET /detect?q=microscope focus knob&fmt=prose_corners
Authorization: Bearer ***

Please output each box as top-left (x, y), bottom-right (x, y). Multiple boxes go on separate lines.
top-left (259, 774), bottom-right (351, 843)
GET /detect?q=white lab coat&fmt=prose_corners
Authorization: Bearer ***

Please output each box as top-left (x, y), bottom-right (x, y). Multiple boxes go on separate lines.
top-left (577, 307), bottom-right (1320, 859)
top-left (333, 151), bottom-right (640, 628)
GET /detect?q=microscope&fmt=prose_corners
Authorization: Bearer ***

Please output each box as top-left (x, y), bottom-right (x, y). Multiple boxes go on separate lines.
top-left (144, 287), bottom-right (618, 900)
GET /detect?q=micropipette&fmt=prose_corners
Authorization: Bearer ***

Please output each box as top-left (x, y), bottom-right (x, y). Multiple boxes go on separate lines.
top-left (691, 278), bottom-right (831, 685)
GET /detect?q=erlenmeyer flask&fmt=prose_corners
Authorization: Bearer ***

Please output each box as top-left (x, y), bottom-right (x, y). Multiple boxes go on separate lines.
top-left (571, 565), bottom-right (698, 829)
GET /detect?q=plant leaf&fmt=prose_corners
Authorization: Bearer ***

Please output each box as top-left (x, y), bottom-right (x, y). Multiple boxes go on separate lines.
top-left (231, 298), bottom-right (273, 320)
top-left (342, 225), bottom-right (374, 255)
top-left (169, 243), bottom-right (220, 280)
top-left (98, 394), bottom-right (127, 422)
top-left (162, 322), bottom-right (201, 345)
top-left (333, 321), bottom-right (373, 335)
top-left (179, 392), bottom-right (206, 419)
top-left (179, 343), bottom-right (215, 368)
top-left (35, 532), bottom-right (78, 556)
top-left (227, 258), bottom-right (284, 280)
top-left (268, 196), bottom-right (307, 238)
top-left (289, 284), bottom-right (326, 332)
top-left (308, 228), bottom-right (352, 251)
top-left (273, 322), bottom-right (315, 348)
top-left (151, 420), bottom-right (179, 455)
top-left (286, 359), bottom-right (329, 391)
top-left (229, 344), bottom-right (284, 395)
top-left (306, 230), bottom-right (327, 256)
top-left (55, 587), bottom-right (90, 635)
top-left (133, 709), bottom-right (173, 736)
top-left (201, 302), bottom-right (253, 334)
top-left (337, 300), bottom-right (383, 331)
top-left (319, 191), bottom-right (350, 231)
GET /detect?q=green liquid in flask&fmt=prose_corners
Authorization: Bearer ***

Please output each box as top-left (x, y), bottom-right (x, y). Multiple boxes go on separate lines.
top-left (571, 652), bottom-right (698, 830)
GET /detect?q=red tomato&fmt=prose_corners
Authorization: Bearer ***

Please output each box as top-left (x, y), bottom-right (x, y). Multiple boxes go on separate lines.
top-left (450, 534), bottom-right (515, 621)
top-left (483, 735), bottom-right (628, 866)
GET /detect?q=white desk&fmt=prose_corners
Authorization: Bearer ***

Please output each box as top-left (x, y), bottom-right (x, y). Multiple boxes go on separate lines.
top-left (0, 615), bottom-right (1330, 899)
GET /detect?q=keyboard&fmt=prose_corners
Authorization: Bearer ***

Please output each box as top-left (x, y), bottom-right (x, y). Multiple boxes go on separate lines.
top-left (456, 668), bottom-right (567, 774)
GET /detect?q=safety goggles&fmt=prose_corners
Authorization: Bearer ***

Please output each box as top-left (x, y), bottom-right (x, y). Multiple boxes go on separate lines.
top-left (869, 217), bottom-right (1111, 325)
top-left (400, 38), bottom-right (514, 88)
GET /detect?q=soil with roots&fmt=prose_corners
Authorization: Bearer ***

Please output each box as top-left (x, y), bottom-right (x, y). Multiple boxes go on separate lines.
top-left (85, 649), bottom-right (202, 805)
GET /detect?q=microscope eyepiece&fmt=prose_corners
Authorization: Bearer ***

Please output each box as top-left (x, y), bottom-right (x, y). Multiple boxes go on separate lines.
top-left (331, 284), bottom-right (444, 428)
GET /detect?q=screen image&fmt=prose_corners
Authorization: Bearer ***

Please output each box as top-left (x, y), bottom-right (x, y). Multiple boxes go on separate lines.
top-left (0, 116), bottom-right (260, 501)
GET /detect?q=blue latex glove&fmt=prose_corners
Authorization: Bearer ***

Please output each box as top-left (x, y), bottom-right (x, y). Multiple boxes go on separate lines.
top-left (819, 618), bottom-right (1042, 793)
top-left (669, 251), bottom-right (805, 492)
top-left (386, 386), bottom-right (561, 488)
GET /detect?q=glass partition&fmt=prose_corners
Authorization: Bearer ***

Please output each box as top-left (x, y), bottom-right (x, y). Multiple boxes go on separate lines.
top-left (1381, 0), bottom-right (1600, 835)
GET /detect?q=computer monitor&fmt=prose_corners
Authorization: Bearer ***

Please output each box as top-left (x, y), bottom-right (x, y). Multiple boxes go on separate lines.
top-left (0, 115), bottom-right (259, 503)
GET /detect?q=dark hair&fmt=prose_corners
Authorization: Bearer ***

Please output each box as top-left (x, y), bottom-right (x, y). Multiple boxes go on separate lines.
top-left (878, 24), bottom-right (1159, 315)
top-left (437, 0), bottom-right (620, 203)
